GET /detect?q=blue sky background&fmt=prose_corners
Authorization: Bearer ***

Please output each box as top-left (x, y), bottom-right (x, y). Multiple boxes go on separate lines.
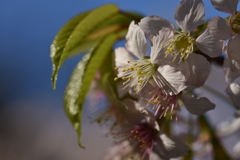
top-left (0, 1), bottom-right (238, 160)
top-left (0, 0), bottom-right (230, 106)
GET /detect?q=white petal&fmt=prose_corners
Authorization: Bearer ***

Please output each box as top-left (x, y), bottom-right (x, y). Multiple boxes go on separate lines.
top-left (104, 141), bottom-right (133, 160)
top-left (175, 0), bottom-right (205, 32)
top-left (153, 65), bottom-right (187, 96)
top-left (180, 94), bottom-right (216, 115)
top-left (210, 0), bottom-right (238, 14)
top-left (226, 83), bottom-right (240, 107)
top-left (227, 33), bottom-right (240, 72)
top-left (125, 21), bottom-right (147, 59)
top-left (216, 117), bottom-right (240, 136)
top-left (208, 16), bottom-right (232, 40)
top-left (150, 28), bottom-right (174, 65)
top-left (153, 134), bottom-right (189, 159)
top-left (223, 57), bottom-right (240, 83)
top-left (138, 15), bottom-right (174, 43)
top-left (115, 47), bottom-right (134, 67)
top-left (196, 29), bottom-right (223, 57)
top-left (177, 54), bottom-right (210, 88)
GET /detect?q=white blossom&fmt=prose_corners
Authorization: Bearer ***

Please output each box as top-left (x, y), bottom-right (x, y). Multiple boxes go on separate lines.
top-left (103, 100), bottom-right (189, 160)
top-left (115, 21), bottom-right (186, 95)
top-left (139, 0), bottom-right (222, 88)
top-left (208, 0), bottom-right (240, 72)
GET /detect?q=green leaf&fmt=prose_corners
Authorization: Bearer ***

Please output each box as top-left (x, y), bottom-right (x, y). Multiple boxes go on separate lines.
top-left (51, 12), bottom-right (89, 88)
top-left (64, 33), bottom-right (118, 148)
top-left (51, 4), bottom-right (119, 89)
top-left (63, 52), bottom-right (91, 149)
top-left (57, 12), bottom-right (143, 59)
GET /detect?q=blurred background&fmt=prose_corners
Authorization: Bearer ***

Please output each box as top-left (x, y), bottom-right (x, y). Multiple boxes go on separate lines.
top-left (0, 1), bottom-right (238, 160)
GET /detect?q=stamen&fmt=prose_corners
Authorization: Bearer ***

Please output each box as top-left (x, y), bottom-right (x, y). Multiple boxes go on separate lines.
top-left (114, 59), bottom-right (156, 93)
top-left (146, 87), bottom-right (179, 120)
top-left (163, 31), bottom-right (195, 63)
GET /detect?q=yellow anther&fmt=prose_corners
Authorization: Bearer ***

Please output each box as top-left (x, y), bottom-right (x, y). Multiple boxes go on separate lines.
top-left (114, 77), bottom-right (118, 81)
top-left (164, 112), bottom-right (167, 117)
top-left (123, 82), bottom-right (127, 85)
top-left (115, 67), bottom-right (118, 70)
top-left (122, 77), bottom-right (126, 80)
top-left (127, 61), bottom-right (130, 63)
top-left (152, 101), bottom-right (157, 105)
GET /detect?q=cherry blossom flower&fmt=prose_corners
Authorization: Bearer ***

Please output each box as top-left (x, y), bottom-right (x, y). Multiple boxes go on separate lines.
top-left (114, 21), bottom-right (186, 95)
top-left (139, 0), bottom-right (223, 88)
top-left (208, 0), bottom-right (240, 72)
top-left (103, 100), bottom-right (189, 160)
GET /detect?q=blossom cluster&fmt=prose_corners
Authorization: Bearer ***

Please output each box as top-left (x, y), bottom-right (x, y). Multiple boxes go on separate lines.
top-left (86, 0), bottom-right (240, 159)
